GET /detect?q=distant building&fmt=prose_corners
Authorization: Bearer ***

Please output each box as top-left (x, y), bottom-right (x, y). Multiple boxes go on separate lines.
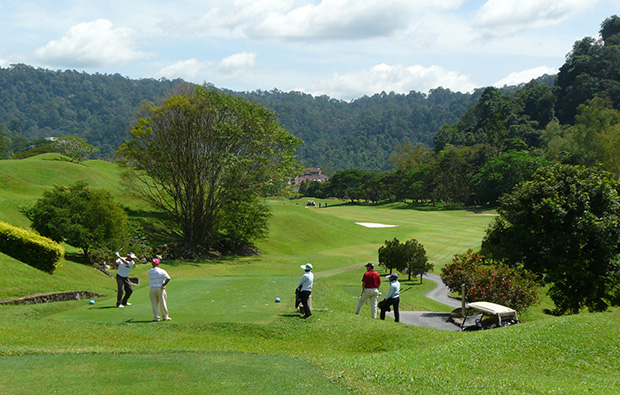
top-left (294, 167), bottom-right (329, 186)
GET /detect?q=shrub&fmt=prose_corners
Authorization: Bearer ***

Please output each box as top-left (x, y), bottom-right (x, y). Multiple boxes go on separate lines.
top-left (21, 181), bottom-right (128, 260)
top-left (0, 221), bottom-right (65, 273)
top-left (441, 249), bottom-right (540, 311)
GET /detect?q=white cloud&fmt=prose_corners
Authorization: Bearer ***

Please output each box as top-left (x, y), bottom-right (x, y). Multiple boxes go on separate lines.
top-left (157, 59), bottom-right (214, 82)
top-left (217, 52), bottom-right (257, 79)
top-left (310, 63), bottom-right (476, 100)
top-left (493, 65), bottom-right (558, 87)
top-left (174, 0), bottom-right (463, 41)
top-left (474, 0), bottom-right (597, 37)
top-left (34, 19), bottom-right (148, 67)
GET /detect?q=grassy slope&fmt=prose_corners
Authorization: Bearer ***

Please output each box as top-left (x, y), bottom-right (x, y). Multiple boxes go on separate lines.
top-left (0, 156), bottom-right (618, 394)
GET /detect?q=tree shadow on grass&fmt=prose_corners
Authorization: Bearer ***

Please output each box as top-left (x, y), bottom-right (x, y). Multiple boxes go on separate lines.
top-left (123, 319), bottom-right (159, 324)
top-left (125, 207), bottom-right (178, 246)
top-left (64, 252), bottom-right (88, 265)
top-left (162, 255), bottom-right (261, 268)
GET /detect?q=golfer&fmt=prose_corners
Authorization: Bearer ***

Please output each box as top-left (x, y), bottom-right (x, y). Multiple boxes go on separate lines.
top-left (115, 252), bottom-right (137, 308)
top-left (148, 258), bottom-right (171, 322)
top-left (296, 263), bottom-right (314, 318)
top-left (355, 262), bottom-right (381, 318)
top-left (380, 273), bottom-right (401, 322)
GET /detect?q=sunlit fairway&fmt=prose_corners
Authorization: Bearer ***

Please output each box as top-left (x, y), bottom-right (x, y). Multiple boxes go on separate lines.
top-left (0, 157), bottom-right (619, 394)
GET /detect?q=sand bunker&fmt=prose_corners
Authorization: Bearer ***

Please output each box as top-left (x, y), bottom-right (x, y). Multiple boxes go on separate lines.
top-left (355, 222), bottom-right (398, 228)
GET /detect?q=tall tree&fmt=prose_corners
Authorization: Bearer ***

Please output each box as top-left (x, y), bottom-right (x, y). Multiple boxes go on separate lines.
top-left (482, 164), bottom-right (620, 314)
top-left (117, 86), bottom-right (300, 254)
top-left (555, 15), bottom-right (620, 124)
top-left (402, 238), bottom-right (432, 282)
top-left (378, 238), bottom-right (407, 274)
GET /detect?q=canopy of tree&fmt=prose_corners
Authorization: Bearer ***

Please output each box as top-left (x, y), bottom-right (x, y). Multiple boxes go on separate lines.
top-left (118, 86), bottom-right (300, 255)
top-left (482, 165), bottom-right (620, 314)
top-left (21, 181), bottom-right (128, 260)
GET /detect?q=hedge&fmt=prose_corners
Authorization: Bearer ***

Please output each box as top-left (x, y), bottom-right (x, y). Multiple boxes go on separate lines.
top-left (0, 221), bottom-right (65, 273)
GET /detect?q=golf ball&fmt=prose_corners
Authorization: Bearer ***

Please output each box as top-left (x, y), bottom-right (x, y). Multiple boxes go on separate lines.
top-left (89, 300), bottom-right (95, 305)
top-left (275, 297), bottom-right (281, 303)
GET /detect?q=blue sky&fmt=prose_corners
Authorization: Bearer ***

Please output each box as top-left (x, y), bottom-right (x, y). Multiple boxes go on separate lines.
top-left (1, 0), bottom-right (618, 100)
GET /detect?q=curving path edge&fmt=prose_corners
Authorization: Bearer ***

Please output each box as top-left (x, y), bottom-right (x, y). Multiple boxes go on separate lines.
top-left (384, 273), bottom-right (462, 331)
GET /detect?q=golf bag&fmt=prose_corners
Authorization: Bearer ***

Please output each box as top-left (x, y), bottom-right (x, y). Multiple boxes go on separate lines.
top-left (295, 288), bottom-right (302, 310)
top-left (378, 299), bottom-right (391, 312)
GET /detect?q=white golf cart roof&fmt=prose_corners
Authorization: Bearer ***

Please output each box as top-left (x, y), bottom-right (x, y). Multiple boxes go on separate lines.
top-left (467, 302), bottom-right (517, 316)
top-left (465, 301), bottom-right (519, 326)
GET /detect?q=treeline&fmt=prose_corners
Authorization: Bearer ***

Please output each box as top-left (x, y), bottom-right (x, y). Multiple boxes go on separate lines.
top-left (0, 64), bottom-right (185, 157)
top-left (0, 64), bottom-right (485, 170)
top-left (304, 16), bottom-right (620, 207)
top-left (239, 87), bottom-right (483, 171)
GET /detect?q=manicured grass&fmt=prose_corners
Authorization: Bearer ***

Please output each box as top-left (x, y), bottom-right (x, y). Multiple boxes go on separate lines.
top-left (0, 157), bottom-right (618, 394)
top-left (0, 352), bottom-right (350, 395)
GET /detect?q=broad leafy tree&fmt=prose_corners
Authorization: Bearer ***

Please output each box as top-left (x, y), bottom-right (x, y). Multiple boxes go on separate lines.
top-left (401, 238), bottom-right (433, 282)
top-left (52, 136), bottom-right (100, 163)
top-left (555, 15), bottom-right (620, 124)
top-left (22, 181), bottom-right (128, 259)
top-left (441, 249), bottom-right (540, 311)
top-left (378, 238), bottom-right (407, 274)
top-left (482, 164), bottom-right (620, 314)
top-left (470, 151), bottom-right (548, 206)
top-left (378, 237), bottom-right (432, 281)
top-left (325, 169), bottom-right (367, 202)
top-left (117, 86), bottom-right (300, 254)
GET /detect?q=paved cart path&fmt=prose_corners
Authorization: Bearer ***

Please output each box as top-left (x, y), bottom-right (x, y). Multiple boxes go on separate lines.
top-left (384, 273), bottom-right (462, 331)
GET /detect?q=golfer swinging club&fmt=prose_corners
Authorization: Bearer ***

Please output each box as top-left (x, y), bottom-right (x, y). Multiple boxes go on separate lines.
top-left (115, 251), bottom-right (138, 308)
top-left (355, 262), bottom-right (381, 318)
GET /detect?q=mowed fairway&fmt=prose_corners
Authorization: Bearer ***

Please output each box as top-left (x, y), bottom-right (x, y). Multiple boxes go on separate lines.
top-left (0, 158), bottom-right (619, 394)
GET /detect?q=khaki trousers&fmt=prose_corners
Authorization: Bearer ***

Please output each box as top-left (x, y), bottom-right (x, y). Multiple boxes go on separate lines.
top-left (355, 288), bottom-right (380, 318)
top-left (149, 287), bottom-right (169, 320)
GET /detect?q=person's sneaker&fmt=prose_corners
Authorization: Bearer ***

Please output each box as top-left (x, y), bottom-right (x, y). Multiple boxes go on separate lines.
top-left (153, 318), bottom-right (160, 322)
top-left (124, 302), bottom-right (132, 306)
top-left (164, 317), bottom-right (172, 321)
top-left (117, 305), bottom-right (125, 308)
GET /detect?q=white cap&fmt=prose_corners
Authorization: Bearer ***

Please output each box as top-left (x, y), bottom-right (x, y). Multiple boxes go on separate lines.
top-left (301, 263), bottom-right (313, 271)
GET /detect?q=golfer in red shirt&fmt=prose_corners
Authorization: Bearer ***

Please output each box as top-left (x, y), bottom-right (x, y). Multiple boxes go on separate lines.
top-left (355, 262), bottom-right (382, 318)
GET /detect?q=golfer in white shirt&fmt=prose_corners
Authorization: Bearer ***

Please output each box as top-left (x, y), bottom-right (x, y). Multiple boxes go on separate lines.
top-left (147, 258), bottom-right (171, 322)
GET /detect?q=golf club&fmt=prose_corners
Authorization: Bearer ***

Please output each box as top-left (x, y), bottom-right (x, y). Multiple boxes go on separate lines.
top-left (116, 242), bottom-right (133, 255)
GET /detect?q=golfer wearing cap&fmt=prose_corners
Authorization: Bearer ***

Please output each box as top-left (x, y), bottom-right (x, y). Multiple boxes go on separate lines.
top-left (296, 263), bottom-right (314, 318)
top-left (355, 262), bottom-right (382, 318)
top-left (115, 252), bottom-right (138, 308)
top-left (148, 258), bottom-right (171, 322)
top-left (380, 273), bottom-right (401, 322)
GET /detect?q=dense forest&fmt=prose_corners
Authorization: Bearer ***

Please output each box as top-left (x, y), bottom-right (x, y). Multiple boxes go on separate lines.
top-left (304, 15), bottom-right (620, 206)
top-left (0, 64), bottom-right (489, 171)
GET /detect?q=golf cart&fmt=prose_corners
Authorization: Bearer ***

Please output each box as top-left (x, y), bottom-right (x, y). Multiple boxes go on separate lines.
top-left (460, 301), bottom-right (519, 331)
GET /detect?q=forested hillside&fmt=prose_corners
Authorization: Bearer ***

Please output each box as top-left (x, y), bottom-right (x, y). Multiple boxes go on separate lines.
top-left (2, 13), bottom-right (612, 174)
top-left (0, 63), bottom-right (489, 171)
top-left (304, 16), bottom-right (620, 208)
top-left (0, 64), bottom-right (185, 156)
top-left (240, 88), bottom-right (482, 171)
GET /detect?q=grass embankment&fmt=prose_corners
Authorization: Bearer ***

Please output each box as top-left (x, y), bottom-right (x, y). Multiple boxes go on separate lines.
top-left (0, 156), bottom-right (618, 394)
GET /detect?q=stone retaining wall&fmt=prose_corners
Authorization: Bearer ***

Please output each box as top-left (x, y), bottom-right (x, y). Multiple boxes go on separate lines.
top-left (0, 291), bottom-right (106, 305)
